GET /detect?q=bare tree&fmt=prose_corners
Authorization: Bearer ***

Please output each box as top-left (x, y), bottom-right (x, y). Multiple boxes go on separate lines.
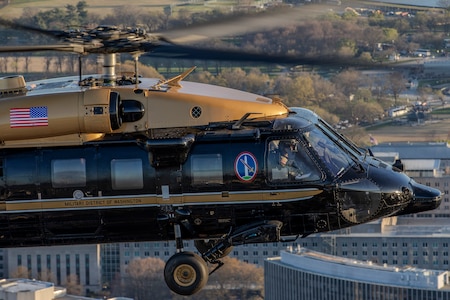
top-left (37, 268), bottom-right (55, 282)
top-left (205, 257), bottom-right (264, 300)
top-left (387, 72), bottom-right (406, 106)
top-left (11, 266), bottom-right (31, 279)
top-left (123, 257), bottom-right (170, 300)
top-left (65, 274), bottom-right (83, 296)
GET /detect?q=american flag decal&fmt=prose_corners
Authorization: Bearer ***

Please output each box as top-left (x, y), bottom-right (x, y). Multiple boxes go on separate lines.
top-left (10, 106), bottom-right (48, 128)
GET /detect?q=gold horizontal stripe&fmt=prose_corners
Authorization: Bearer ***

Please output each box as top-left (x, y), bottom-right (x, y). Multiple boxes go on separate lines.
top-left (0, 189), bottom-right (322, 212)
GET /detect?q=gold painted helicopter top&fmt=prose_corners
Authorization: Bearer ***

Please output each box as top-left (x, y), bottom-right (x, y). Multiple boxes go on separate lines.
top-left (0, 66), bottom-right (289, 148)
top-left (0, 15), bottom-right (375, 149)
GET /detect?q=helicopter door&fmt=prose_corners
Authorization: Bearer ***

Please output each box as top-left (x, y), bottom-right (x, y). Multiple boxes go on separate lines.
top-left (267, 138), bottom-right (322, 183)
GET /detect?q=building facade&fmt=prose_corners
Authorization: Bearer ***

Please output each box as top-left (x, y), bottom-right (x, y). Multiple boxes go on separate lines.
top-left (5, 244), bottom-right (101, 295)
top-left (265, 249), bottom-right (450, 300)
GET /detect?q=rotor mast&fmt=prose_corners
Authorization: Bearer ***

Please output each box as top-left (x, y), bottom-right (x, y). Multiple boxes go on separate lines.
top-left (103, 53), bottom-right (116, 86)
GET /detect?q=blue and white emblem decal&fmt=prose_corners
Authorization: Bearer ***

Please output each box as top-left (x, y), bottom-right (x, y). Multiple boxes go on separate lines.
top-left (234, 152), bottom-right (258, 182)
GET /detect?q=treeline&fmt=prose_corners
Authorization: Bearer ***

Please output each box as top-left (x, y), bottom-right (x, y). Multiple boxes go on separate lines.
top-left (2, 1), bottom-right (448, 144)
top-left (104, 256), bottom-right (263, 300)
top-left (7, 1), bottom-right (450, 58)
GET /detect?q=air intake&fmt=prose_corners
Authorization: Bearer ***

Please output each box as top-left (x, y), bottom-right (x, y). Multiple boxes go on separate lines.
top-left (0, 75), bottom-right (27, 98)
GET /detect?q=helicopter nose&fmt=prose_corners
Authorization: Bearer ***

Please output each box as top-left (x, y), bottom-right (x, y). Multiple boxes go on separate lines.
top-left (395, 179), bottom-right (442, 216)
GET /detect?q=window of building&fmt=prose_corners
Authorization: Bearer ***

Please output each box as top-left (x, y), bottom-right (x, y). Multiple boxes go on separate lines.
top-left (191, 154), bottom-right (223, 185)
top-left (66, 254), bottom-right (70, 277)
top-left (111, 159), bottom-right (143, 190)
top-left (37, 255), bottom-right (41, 274)
top-left (85, 254), bottom-right (90, 285)
top-left (46, 255), bottom-right (51, 270)
top-left (52, 159), bottom-right (86, 188)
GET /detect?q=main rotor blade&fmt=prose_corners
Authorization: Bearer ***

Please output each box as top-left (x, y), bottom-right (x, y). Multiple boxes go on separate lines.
top-left (160, 4), bottom-right (338, 44)
top-left (142, 43), bottom-right (376, 68)
top-left (0, 18), bottom-right (67, 40)
top-left (0, 44), bottom-right (84, 53)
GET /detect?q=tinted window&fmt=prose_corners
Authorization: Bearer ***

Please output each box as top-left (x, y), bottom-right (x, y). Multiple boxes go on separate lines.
top-left (191, 154), bottom-right (223, 185)
top-left (52, 159), bottom-right (86, 188)
top-left (111, 159), bottom-right (144, 190)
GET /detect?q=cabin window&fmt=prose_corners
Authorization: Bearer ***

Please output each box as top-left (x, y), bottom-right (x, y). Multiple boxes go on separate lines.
top-left (191, 154), bottom-right (223, 185)
top-left (111, 159), bottom-right (143, 190)
top-left (267, 139), bottom-right (321, 182)
top-left (52, 159), bottom-right (86, 188)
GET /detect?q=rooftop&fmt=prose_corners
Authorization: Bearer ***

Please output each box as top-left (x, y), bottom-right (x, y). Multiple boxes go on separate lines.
top-left (271, 248), bottom-right (450, 290)
top-left (371, 142), bottom-right (450, 160)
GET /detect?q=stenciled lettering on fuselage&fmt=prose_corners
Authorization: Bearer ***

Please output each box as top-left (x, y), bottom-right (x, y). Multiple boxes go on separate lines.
top-left (234, 151), bottom-right (258, 182)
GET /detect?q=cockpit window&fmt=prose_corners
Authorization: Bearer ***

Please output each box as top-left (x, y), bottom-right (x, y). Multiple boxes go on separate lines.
top-left (267, 138), bottom-right (322, 183)
top-left (318, 119), bottom-right (365, 158)
top-left (304, 127), bottom-right (354, 176)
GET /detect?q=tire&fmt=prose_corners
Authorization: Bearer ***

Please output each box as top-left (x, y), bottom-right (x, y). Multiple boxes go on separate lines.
top-left (164, 251), bottom-right (209, 296)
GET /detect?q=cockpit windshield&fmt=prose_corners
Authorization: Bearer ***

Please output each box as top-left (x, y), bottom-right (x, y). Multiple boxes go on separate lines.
top-left (269, 110), bottom-right (361, 179)
top-left (304, 126), bottom-right (355, 177)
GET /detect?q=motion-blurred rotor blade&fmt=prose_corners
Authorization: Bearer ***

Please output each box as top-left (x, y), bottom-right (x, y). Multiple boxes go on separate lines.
top-left (159, 5), bottom-right (334, 44)
top-left (142, 43), bottom-right (371, 67)
top-left (0, 44), bottom-right (85, 53)
top-left (0, 18), bottom-right (68, 40)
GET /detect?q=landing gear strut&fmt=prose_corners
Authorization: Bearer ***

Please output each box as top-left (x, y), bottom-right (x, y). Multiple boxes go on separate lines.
top-left (162, 215), bottom-right (283, 296)
top-left (163, 223), bottom-right (209, 295)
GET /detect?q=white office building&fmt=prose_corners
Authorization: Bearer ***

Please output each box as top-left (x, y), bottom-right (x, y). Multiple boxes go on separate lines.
top-left (265, 248), bottom-right (450, 300)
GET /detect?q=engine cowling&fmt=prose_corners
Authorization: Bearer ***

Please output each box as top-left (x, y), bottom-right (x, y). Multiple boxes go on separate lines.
top-left (0, 88), bottom-right (144, 142)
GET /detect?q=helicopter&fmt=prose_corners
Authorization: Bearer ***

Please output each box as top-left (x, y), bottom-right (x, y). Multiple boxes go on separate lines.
top-left (0, 17), bottom-right (443, 296)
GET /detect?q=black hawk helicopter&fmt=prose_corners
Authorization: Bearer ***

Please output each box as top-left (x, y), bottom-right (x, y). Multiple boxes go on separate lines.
top-left (0, 16), bottom-right (443, 296)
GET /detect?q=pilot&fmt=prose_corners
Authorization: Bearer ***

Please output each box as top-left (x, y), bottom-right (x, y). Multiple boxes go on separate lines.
top-left (278, 141), bottom-right (310, 180)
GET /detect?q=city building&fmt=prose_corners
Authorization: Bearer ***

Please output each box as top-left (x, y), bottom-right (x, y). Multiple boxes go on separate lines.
top-left (5, 244), bottom-right (101, 295)
top-left (264, 248), bottom-right (450, 300)
top-left (0, 279), bottom-right (54, 300)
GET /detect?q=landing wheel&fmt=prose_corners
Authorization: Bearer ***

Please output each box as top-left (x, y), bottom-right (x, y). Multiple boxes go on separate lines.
top-left (164, 251), bottom-right (209, 296)
top-left (194, 239), bottom-right (233, 258)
